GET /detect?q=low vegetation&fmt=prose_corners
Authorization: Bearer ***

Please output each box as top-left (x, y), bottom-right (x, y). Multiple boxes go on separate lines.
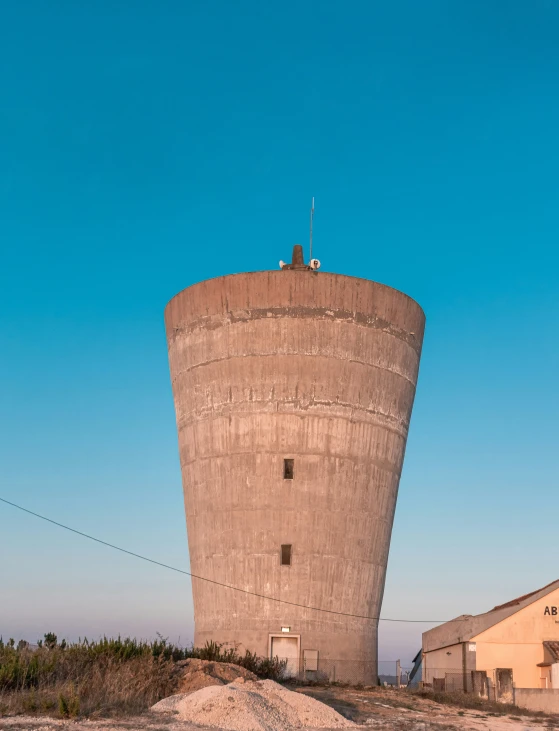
top-left (0, 634), bottom-right (286, 718)
top-left (410, 687), bottom-right (549, 719)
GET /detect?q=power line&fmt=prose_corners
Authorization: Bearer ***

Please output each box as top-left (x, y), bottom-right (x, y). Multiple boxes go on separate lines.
top-left (0, 495), bottom-right (453, 625)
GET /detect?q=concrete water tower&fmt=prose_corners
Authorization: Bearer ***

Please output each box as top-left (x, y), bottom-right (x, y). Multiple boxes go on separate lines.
top-left (164, 245), bottom-right (425, 683)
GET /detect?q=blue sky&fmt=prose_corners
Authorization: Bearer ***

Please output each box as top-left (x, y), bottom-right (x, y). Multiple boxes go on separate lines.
top-left (1, 1), bottom-right (558, 664)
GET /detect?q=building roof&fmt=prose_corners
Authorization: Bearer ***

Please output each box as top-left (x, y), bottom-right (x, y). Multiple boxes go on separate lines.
top-left (492, 580), bottom-right (559, 611)
top-left (544, 641), bottom-right (559, 663)
top-left (423, 580), bottom-right (559, 653)
top-left (408, 650), bottom-right (423, 685)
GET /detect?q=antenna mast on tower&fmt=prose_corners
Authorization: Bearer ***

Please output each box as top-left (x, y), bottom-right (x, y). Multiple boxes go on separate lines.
top-left (309, 197), bottom-right (315, 263)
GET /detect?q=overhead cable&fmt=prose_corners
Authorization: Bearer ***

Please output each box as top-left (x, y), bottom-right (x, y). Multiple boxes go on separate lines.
top-left (0, 495), bottom-right (458, 624)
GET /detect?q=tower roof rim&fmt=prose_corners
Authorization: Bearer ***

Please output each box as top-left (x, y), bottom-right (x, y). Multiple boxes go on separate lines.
top-left (164, 269), bottom-right (425, 320)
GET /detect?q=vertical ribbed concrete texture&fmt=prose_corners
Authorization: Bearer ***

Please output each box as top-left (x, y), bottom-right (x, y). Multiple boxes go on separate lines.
top-left (165, 267), bottom-right (425, 683)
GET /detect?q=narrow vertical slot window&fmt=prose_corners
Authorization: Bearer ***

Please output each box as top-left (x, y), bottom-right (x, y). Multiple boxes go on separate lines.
top-left (284, 459), bottom-right (294, 480)
top-left (281, 544), bottom-right (292, 566)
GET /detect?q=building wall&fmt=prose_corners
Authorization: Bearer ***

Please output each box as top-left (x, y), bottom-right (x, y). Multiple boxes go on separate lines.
top-left (513, 689), bottom-right (559, 713)
top-left (422, 643), bottom-right (465, 685)
top-left (165, 269), bottom-right (425, 683)
top-left (473, 588), bottom-right (559, 689)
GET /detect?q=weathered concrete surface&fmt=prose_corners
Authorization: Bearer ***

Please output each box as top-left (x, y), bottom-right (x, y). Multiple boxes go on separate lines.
top-left (513, 688), bottom-right (559, 713)
top-left (165, 269), bottom-right (425, 683)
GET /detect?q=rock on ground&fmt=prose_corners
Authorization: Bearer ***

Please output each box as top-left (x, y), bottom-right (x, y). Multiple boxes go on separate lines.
top-left (152, 678), bottom-right (356, 730)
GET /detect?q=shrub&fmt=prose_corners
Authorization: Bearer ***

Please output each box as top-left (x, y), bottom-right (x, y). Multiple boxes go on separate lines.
top-left (44, 634), bottom-right (57, 651)
top-left (58, 693), bottom-right (69, 718)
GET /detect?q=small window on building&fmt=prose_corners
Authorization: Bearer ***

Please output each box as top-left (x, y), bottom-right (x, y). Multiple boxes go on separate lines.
top-left (284, 459), bottom-right (294, 480)
top-left (281, 544), bottom-right (292, 566)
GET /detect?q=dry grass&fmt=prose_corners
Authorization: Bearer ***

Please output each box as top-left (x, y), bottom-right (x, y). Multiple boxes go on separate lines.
top-left (410, 688), bottom-right (553, 720)
top-left (0, 651), bottom-right (176, 718)
top-left (0, 636), bottom-right (285, 719)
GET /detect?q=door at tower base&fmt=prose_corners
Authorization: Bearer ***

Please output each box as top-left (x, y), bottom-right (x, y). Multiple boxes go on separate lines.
top-left (270, 636), bottom-right (299, 677)
top-left (165, 266), bottom-right (425, 688)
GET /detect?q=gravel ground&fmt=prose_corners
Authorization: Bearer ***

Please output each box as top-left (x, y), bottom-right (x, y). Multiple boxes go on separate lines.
top-left (0, 719), bottom-right (362, 731)
top-left (296, 686), bottom-right (559, 730)
top-left (152, 678), bottom-right (355, 730)
top-left (1, 686), bottom-right (558, 730)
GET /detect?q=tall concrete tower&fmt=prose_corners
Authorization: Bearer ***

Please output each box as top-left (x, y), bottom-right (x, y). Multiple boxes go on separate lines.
top-left (165, 247), bottom-right (425, 683)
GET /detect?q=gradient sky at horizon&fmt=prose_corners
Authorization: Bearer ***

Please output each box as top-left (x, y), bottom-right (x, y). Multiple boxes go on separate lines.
top-left (1, 1), bottom-right (558, 665)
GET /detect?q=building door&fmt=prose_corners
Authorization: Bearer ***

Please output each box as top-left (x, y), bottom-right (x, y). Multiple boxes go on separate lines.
top-left (539, 666), bottom-right (551, 689)
top-left (271, 636), bottom-right (299, 678)
top-left (472, 670), bottom-right (488, 697)
top-left (496, 668), bottom-right (513, 703)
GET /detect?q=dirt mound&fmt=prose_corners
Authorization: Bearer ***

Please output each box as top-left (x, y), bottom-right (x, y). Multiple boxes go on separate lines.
top-left (172, 658), bottom-right (258, 693)
top-left (152, 678), bottom-right (356, 730)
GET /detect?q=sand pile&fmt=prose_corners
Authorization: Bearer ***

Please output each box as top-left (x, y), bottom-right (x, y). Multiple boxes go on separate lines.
top-left (172, 658), bottom-right (258, 693)
top-left (152, 677), bottom-right (356, 730)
